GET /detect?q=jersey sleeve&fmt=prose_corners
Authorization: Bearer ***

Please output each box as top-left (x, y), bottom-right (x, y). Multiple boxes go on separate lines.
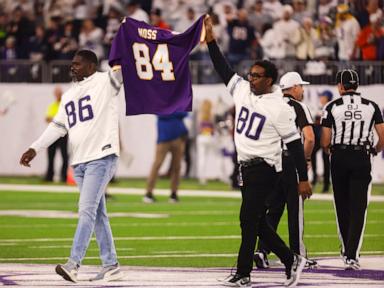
top-left (31, 103), bottom-right (67, 153)
top-left (108, 22), bottom-right (125, 66)
top-left (226, 74), bottom-right (249, 103)
top-left (52, 102), bottom-right (68, 132)
top-left (274, 104), bottom-right (301, 144)
top-left (372, 101), bottom-right (384, 124)
top-left (295, 102), bottom-right (314, 129)
top-left (320, 102), bottom-right (334, 128)
top-left (108, 67), bottom-right (123, 93)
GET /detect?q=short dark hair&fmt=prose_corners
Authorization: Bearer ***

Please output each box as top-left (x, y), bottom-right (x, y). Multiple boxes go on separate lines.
top-left (251, 60), bottom-right (278, 84)
top-left (75, 50), bottom-right (98, 65)
top-left (336, 69), bottom-right (359, 90)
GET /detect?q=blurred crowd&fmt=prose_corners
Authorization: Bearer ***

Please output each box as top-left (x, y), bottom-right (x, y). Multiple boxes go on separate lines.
top-left (0, 0), bottom-right (384, 63)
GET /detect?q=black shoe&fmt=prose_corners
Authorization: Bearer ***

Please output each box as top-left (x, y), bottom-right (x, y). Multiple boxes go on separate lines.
top-left (253, 250), bottom-right (269, 269)
top-left (305, 258), bottom-right (318, 269)
top-left (169, 193), bottom-right (179, 203)
top-left (345, 258), bottom-right (360, 270)
top-left (220, 273), bottom-right (251, 287)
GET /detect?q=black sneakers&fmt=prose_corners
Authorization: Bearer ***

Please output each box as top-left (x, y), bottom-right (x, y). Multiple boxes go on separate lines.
top-left (284, 254), bottom-right (306, 287)
top-left (169, 193), bottom-right (179, 203)
top-left (345, 258), bottom-right (360, 270)
top-left (143, 193), bottom-right (156, 203)
top-left (305, 258), bottom-right (318, 269)
top-left (221, 273), bottom-right (251, 287)
top-left (253, 250), bottom-right (269, 269)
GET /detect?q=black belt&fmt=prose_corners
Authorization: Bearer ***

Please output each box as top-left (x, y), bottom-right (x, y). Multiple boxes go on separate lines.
top-left (331, 144), bottom-right (367, 151)
top-left (239, 157), bottom-right (265, 168)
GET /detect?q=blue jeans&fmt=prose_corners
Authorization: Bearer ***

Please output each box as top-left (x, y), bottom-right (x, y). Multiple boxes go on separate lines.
top-left (70, 154), bottom-right (118, 267)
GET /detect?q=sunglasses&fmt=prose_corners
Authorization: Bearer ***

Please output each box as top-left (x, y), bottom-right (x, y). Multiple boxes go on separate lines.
top-left (247, 72), bottom-right (267, 80)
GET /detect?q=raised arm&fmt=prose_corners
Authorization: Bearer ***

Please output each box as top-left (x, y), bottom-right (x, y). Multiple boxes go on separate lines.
top-left (204, 15), bottom-right (235, 85)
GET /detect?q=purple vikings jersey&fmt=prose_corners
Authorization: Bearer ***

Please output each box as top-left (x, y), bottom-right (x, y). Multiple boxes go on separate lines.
top-left (109, 16), bottom-right (204, 115)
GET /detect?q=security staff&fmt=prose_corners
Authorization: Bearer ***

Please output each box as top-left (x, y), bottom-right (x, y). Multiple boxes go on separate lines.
top-left (204, 15), bottom-right (311, 287)
top-left (44, 86), bottom-right (68, 182)
top-left (254, 72), bottom-right (316, 269)
top-left (321, 69), bottom-right (384, 270)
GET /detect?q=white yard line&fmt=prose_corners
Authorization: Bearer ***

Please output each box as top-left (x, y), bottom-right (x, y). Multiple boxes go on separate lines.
top-left (1, 252), bottom-right (384, 262)
top-left (1, 220), bottom-right (384, 229)
top-left (1, 183), bottom-right (384, 202)
top-left (1, 233), bottom-right (383, 244)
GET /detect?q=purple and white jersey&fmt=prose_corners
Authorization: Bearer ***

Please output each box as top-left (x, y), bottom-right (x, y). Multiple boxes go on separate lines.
top-left (109, 16), bottom-right (204, 115)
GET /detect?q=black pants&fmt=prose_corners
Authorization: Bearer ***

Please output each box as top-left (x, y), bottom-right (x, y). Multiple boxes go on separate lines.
top-left (237, 161), bottom-right (293, 276)
top-left (311, 138), bottom-right (330, 192)
top-left (257, 155), bottom-right (305, 256)
top-left (45, 136), bottom-right (68, 182)
top-left (331, 149), bottom-right (371, 260)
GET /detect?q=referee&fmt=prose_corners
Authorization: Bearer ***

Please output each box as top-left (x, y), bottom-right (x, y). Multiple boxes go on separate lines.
top-left (255, 72), bottom-right (316, 268)
top-left (321, 69), bottom-right (384, 270)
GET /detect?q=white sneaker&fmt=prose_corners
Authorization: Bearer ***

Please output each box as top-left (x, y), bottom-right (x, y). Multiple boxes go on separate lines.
top-left (284, 254), bottom-right (306, 287)
top-left (143, 194), bottom-right (156, 203)
top-left (90, 263), bottom-right (124, 282)
top-left (55, 261), bottom-right (78, 282)
top-left (254, 250), bottom-right (269, 269)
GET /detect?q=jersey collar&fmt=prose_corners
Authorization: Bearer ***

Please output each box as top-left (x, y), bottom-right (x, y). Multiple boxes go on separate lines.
top-left (341, 91), bottom-right (361, 96)
top-left (76, 72), bottom-right (97, 85)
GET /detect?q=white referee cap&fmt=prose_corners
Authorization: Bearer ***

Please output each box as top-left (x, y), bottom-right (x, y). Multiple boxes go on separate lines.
top-left (279, 72), bottom-right (310, 90)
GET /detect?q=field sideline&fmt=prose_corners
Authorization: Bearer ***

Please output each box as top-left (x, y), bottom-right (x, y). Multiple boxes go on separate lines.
top-left (0, 181), bottom-right (383, 286)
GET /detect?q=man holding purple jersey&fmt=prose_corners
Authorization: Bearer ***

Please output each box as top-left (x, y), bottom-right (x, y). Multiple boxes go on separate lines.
top-left (109, 16), bottom-right (205, 115)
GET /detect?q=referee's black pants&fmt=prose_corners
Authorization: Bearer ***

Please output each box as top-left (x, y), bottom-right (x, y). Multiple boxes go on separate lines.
top-left (45, 135), bottom-right (68, 182)
top-left (257, 155), bottom-right (306, 256)
top-left (331, 149), bottom-right (371, 260)
top-left (237, 161), bottom-right (294, 276)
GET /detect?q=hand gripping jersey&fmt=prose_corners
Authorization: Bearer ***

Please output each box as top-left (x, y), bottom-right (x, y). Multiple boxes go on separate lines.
top-left (109, 16), bottom-right (204, 115)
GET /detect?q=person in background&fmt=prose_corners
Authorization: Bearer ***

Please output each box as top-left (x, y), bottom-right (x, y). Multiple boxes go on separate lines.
top-left (144, 112), bottom-right (188, 203)
top-left (44, 85), bottom-right (68, 182)
top-left (354, 11), bottom-right (384, 60)
top-left (335, 4), bottom-right (361, 61)
top-left (248, 0), bottom-right (273, 35)
top-left (126, 0), bottom-right (149, 23)
top-left (255, 72), bottom-right (316, 269)
top-left (314, 16), bottom-right (336, 60)
top-left (150, 8), bottom-right (170, 30)
top-left (226, 8), bottom-right (256, 66)
top-left (311, 90), bottom-right (332, 193)
top-left (272, 5), bottom-right (300, 60)
top-left (78, 19), bottom-right (104, 60)
top-left (196, 99), bottom-right (215, 185)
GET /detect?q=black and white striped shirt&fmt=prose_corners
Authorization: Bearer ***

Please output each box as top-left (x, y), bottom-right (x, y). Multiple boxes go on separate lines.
top-left (282, 95), bottom-right (313, 149)
top-left (321, 92), bottom-right (383, 146)
top-left (284, 95), bottom-right (313, 134)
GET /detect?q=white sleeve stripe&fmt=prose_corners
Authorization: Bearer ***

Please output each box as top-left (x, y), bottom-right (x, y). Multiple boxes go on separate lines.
top-left (281, 131), bottom-right (299, 140)
top-left (52, 120), bottom-right (67, 131)
top-left (108, 70), bottom-right (121, 91)
top-left (299, 102), bottom-right (314, 124)
top-left (229, 76), bottom-right (242, 96)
